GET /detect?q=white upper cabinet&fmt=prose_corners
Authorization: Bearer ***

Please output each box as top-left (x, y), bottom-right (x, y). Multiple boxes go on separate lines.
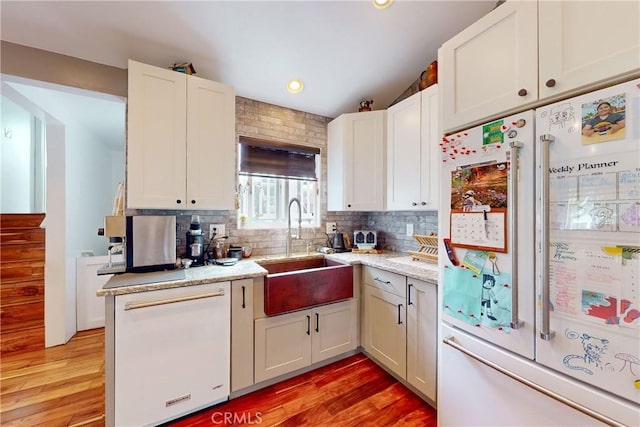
top-left (440, 0), bottom-right (640, 133)
top-left (439, 1), bottom-right (537, 133)
top-left (538, 1), bottom-right (640, 99)
top-left (386, 85), bottom-right (439, 210)
top-left (127, 60), bottom-right (235, 210)
top-left (185, 75), bottom-right (236, 210)
top-left (327, 110), bottom-right (386, 211)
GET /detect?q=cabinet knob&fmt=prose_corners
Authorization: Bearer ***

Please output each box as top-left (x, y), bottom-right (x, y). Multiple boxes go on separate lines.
top-left (347, 204), bottom-right (352, 208)
top-left (518, 88), bottom-right (528, 97)
top-left (421, 202), bottom-right (427, 206)
top-left (176, 199), bottom-right (182, 204)
top-left (545, 79), bottom-right (556, 88)
top-left (412, 202), bottom-right (417, 206)
top-left (191, 200), bottom-right (196, 204)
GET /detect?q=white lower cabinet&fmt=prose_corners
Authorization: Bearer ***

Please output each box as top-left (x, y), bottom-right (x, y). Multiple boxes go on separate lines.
top-left (363, 281), bottom-right (407, 378)
top-left (312, 299), bottom-right (359, 362)
top-left (254, 298), bottom-right (357, 383)
top-left (231, 279), bottom-right (254, 392)
top-left (76, 255), bottom-right (116, 330)
top-left (114, 282), bottom-right (230, 426)
top-left (406, 278), bottom-right (437, 402)
top-left (363, 266), bottom-right (437, 402)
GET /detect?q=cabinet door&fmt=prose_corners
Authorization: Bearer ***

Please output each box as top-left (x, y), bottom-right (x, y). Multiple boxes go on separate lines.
top-left (539, 1), bottom-right (640, 99)
top-left (312, 299), bottom-right (358, 363)
top-left (347, 111), bottom-right (386, 211)
top-left (387, 92), bottom-right (421, 210)
top-left (327, 115), bottom-right (346, 211)
top-left (328, 111), bottom-right (386, 211)
top-left (406, 278), bottom-right (437, 402)
top-left (114, 282), bottom-right (230, 426)
top-left (231, 279), bottom-right (254, 392)
top-left (76, 255), bottom-right (112, 331)
top-left (440, 1), bottom-right (537, 132)
top-left (254, 310), bottom-right (312, 383)
top-left (127, 60), bottom-right (187, 209)
top-left (186, 75), bottom-right (236, 210)
top-left (419, 85), bottom-right (439, 210)
top-left (363, 284), bottom-right (406, 378)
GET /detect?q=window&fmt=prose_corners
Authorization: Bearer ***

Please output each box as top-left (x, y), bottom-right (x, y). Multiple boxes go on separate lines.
top-left (238, 136), bottom-right (320, 229)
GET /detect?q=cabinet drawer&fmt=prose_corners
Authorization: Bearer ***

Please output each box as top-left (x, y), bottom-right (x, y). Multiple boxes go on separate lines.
top-left (363, 266), bottom-right (406, 298)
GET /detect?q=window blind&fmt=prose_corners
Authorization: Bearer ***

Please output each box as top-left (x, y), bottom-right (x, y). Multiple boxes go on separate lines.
top-left (239, 136), bottom-right (319, 181)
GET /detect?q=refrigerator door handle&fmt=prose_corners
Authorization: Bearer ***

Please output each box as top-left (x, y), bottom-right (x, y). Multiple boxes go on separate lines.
top-left (539, 134), bottom-right (555, 341)
top-left (443, 336), bottom-right (624, 427)
top-left (508, 141), bottom-right (524, 330)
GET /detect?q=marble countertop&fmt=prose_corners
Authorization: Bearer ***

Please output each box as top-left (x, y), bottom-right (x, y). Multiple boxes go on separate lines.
top-left (97, 251), bottom-right (439, 297)
top-left (325, 252), bottom-right (439, 284)
top-left (96, 260), bottom-right (268, 296)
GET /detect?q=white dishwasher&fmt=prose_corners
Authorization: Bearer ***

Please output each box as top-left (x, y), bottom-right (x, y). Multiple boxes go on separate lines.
top-left (114, 282), bottom-right (230, 426)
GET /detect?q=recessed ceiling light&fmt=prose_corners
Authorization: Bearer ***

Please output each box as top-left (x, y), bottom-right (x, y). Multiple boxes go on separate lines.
top-left (286, 79), bottom-right (304, 94)
top-left (373, 0), bottom-right (393, 10)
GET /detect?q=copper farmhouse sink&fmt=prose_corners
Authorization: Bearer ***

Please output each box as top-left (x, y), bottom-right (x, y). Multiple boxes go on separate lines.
top-left (259, 257), bottom-right (353, 316)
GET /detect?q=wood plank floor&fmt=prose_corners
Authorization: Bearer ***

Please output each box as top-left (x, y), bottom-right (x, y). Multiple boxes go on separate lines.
top-left (1, 328), bottom-right (436, 426)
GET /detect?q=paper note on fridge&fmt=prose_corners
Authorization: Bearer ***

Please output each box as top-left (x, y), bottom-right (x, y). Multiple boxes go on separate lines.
top-left (450, 210), bottom-right (506, 252)
top-left (549, 241), bottom-right (639, 329)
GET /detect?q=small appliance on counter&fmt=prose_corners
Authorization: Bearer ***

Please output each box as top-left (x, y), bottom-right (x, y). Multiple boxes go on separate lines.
top-left (330, 223), bottom-right (350, 253)
top-left (185, 215), bottom-right (205, 266)
top-left (227, 245), bottom-right (243, 260)
top-left (98, 215), bottom-right (177, 274)
top-left (126, 215), bottom-right (177, 272)
top-left (353, 230), bottom-right (377, 249)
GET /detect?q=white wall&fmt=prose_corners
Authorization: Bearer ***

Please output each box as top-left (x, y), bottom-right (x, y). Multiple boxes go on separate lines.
top-left (1, 96), bottom-right (34, 212)
top-left (43, 120), bottom-right (69, 346)
top-left (66, 124), bottom-right (123, 257)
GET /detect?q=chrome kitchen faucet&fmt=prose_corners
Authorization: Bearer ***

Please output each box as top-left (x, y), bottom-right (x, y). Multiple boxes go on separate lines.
top-left (286, 197), bottom-right (302, 257)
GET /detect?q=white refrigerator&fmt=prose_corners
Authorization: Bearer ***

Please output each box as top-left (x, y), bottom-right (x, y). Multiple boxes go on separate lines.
top-left (438, 79), bottom-right (640, 426)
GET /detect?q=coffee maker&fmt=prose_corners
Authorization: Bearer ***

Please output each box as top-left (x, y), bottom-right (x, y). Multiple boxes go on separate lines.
top-left (186, 215), bottom-right (205, 265)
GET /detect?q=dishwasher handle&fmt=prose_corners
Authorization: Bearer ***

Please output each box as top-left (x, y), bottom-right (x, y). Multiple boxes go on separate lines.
top-left (124, 290), bottom-right (225, 311)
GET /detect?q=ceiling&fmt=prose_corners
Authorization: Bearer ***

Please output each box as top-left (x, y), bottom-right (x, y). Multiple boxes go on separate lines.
top-left (0, 1), bottom-right (496, 119)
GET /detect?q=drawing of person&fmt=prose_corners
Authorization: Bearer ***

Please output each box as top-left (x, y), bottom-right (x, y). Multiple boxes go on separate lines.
top-left (462, 190), bottom-right (480, 212)
top-left (582, 102), bottom-right (625, 137)
top-left (480, 274), bottom-right (498, 321)
top-left (589, 206), bottom-right (613, 228)
top-left (549, 102), bottom-right (575, 131)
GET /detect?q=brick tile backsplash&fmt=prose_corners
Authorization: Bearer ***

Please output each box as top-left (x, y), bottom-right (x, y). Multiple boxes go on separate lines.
top-left (133, 96), bottom-right (439, 259)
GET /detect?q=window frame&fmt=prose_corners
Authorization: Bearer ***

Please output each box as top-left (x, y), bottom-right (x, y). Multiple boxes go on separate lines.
top-left (237, 138), bottom-right (320, 230)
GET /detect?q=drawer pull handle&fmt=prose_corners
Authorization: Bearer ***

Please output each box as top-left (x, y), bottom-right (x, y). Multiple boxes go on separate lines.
top-left (408, 284), bottom-right (413, 306)
top-left (124, 290), bottom-right (225, 310)
top-left (241, 285), bottom-right (246, 308)
top-left (374, 277), bottom-right (391, 285)
top-left (306, 315), bottom-right (311, 335)
top-left (315, 312), bottom-right (320, 333)
top-left (397, 303), bottom-right (403, 324)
